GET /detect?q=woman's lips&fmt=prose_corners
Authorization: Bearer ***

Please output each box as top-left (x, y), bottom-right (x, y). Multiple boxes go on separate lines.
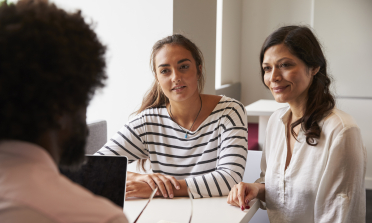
top-left (272, 85), bottom-right (288, 93)
top-left (172, 86), bottom-right (186, 92)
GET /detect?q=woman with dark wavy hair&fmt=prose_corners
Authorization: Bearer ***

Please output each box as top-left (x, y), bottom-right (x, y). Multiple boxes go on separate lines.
top-left (227, 26), bottom-right (366, 222)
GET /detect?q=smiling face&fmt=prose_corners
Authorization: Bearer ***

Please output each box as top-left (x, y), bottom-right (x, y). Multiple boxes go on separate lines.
top-left (155, 44), bottom-right (201, 103)
top-left (262, 43), bottom-right (319, 107)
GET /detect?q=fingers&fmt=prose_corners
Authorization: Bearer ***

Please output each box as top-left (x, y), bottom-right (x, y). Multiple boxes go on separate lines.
top-left (125, 190), bottom-right (136, 198)
top-left (158, 175), bottom-right (174, 198)
top-left (227, 186), bottom-right (240, 207)
top-left (244, 187), bottom-right (257, 205)
top-left (142, 175), bottom-right (157, 191)
top-left (245, 193), bottom-right (251, 206)
top-left (236, 182), bottom-right (247, 210)
top-left (136, 173), bottom-right (180, 198)
top-left (146, 174), bottom-right (180, 198)
top-left (166, 175), bottom-right (180, 190)
top-left (150, 174), bottom-right (168, 198)
top-left (227, 182), bottom-right (255, 211)
top-left (139, 174), bottom-right (161, 196)
top-left (125, 181), bottom-right (153, 198)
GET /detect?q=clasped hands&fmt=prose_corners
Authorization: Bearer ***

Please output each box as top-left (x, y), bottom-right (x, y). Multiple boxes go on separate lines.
top-left (126, 172), bottom-right (181, 199)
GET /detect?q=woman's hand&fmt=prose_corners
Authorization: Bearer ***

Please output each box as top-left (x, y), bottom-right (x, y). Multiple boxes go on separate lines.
top-left (227, 182), bottom-right (265, 211)
top-left (131, 173), bottom-right (180, 198)
top-left (125, 180), bottom-right (155, 198)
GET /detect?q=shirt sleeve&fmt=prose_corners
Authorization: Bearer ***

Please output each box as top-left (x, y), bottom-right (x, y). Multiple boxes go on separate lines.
top-left (94, 115), bottom-right (148, 164)
top-left (254, 129), bottom-right (267, 210)
top-left (0, 201), bottom-right (55, 223)
top-left (314, 126), bottom-right (366, 222)
top-left (185, 101), bottom-right (248, 198)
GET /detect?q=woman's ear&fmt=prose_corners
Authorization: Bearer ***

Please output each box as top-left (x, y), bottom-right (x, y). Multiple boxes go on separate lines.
top-left (57, 112), bottom-right (73, 131)
top-left (312, 66), bottom-right (320, 76)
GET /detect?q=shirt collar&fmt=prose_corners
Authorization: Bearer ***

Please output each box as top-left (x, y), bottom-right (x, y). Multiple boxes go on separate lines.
top-left (278, 107), bottom-right (331, 134)
top-left (0, 140), bottom-right (59, 173)
top-left (279, 106), bottom-right (292, 124)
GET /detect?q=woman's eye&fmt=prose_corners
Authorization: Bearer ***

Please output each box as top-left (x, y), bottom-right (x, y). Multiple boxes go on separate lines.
top-left (160, 69), bottom-right (169, 74)
top-left (280, 63), bottom-right (290, 68)
top-left (263, 66), bottom-right (271, 72)
top-left (180, 64), bottom-right (189, 69)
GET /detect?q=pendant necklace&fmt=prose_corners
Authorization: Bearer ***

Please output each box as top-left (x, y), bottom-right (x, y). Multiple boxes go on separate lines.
top-left (169, 95), bottom-right (202, 139)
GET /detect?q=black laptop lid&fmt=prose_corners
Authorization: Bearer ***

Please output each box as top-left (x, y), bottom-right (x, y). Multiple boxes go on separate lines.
top-left (60, 155), bottom-right (127, 208)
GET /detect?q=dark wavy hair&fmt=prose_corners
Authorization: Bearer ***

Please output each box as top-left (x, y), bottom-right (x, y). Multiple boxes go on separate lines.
top-left (260, 25), bottom-right (335, 146)
top-left (0, 1), bottom-right (107, 142)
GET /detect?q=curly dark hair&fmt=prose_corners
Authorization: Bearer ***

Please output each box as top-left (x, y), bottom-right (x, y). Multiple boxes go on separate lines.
top-left (0, 1), bottom-right (107, 142)
top-left (260, 25), bottom-right (335, 146)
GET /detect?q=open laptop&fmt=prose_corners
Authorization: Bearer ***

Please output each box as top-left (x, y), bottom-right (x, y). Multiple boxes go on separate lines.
top-left (60, 155), bottom-right (128, 208)
top-left (60, 155), bottom-right (186, 222)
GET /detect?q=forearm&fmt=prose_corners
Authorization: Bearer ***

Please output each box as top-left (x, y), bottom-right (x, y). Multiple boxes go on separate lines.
top-left (173, 180), bottom-right (189, 197)
top-left (127, 171), bottom-right (144, 181)
top-left (255, 183), bottom-right (265, 202)
top-left (154, 179), bottom-right (189, 197)
top-left (150, 179), bottom-right (188, 198)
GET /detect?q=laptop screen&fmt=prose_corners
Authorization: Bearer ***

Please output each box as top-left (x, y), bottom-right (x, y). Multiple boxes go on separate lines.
top-left (60, 155), bottom-right (127, 208)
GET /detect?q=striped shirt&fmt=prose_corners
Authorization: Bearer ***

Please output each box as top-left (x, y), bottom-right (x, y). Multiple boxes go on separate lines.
top-left (95, 96), bottom-right (248, 199)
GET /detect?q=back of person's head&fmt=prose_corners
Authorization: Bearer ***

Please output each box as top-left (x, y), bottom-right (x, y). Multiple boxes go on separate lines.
top-left (0, 0), bottom-right (107, 143)
top-left (260, 25), bottom-right (335, 145)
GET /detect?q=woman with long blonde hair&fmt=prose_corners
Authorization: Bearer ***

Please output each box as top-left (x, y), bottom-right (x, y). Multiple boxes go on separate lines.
top-left (96, 34), bottom-right (248, 199)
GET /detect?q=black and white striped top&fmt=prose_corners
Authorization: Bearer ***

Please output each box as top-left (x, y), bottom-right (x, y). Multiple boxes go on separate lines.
top-left (95, 96), bottom-right (248, 199)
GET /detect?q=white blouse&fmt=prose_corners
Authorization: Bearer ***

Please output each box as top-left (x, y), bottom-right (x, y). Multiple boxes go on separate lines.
top-left (257, 107), bottom-right (366, 223)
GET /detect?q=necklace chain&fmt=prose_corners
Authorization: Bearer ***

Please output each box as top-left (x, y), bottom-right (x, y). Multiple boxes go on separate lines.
top-left (169, 95), bottom-right (202, 139)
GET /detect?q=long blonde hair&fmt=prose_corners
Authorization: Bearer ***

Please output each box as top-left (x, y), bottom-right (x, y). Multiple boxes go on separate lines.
top-left (136, 34), bottom-right (206, 171)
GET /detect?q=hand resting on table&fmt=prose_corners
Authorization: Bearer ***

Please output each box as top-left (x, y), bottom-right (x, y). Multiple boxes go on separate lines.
top-left (127, 172), bottom-right (181, 198)
top-left (227, 182), bottom-right (265, 211)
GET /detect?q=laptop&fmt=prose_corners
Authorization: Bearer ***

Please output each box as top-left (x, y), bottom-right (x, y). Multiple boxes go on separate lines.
top-left (60, 155), bottom-right (128, 208)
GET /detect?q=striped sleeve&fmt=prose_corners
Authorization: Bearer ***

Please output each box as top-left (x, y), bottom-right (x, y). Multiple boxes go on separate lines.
top-left (185, 100), bottom-right (248, 198)
top-left (94, 115), bottom-right (148, 163)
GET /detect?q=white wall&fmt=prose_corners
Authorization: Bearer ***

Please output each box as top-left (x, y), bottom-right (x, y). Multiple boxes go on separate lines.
top-left (312, 0), bottom-right (372, 188)
top-left (220, 0), bottom-right (242, 86)
top-left (52, 0), bottom-right (218, 137)
top-left (240, 0), bottom-right (312, 113)
top-left (173, 0), bottom-right (217, 95)
top-left (314, 0), bottom-right (372, 98)
top-left (52, 0), bottom-right (173, 138)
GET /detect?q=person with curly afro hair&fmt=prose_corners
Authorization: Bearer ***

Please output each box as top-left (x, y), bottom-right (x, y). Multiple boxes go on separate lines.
top-left (0, 1), bottom-right (128, 222)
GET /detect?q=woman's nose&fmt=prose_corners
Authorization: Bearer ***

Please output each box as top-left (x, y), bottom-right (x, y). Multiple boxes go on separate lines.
top-left (172, 69), bottom-right (181, 83)
top-left (270, 67), bottom-right (281, 82)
